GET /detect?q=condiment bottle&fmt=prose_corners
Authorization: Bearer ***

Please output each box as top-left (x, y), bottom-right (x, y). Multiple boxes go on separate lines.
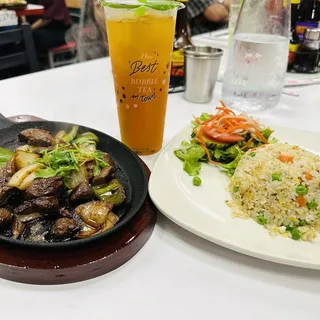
top-left (293, 28), bottom-right (320, 72)
top-left (288, 0), bottom-right (301, 68)
top-left (296, 0), bottom-right (320, 42)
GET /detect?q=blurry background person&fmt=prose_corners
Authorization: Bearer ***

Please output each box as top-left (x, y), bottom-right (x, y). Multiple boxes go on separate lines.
top-left (32, 0), bottom-right (72, 54)
top-left (75, 0), bottom-right (108, 62)
top-left (188, 0), bottom-right (230, 35)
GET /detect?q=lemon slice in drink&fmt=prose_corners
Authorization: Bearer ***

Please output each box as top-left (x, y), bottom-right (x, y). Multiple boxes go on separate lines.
top-left (100, 0), bottom-right (184, 11)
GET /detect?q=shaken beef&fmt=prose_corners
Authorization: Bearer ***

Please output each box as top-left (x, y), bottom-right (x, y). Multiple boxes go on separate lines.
top-left (0, 158), bottom-right (16, 179)
top-left (104, 153), bottom-right (115, 167)
top-left (0, 178), bottom-right (17, 206)
top-left (0, 208), bottom-right (13, 228)
top-left (0, 167), bottom-right (7, 180)
top-left (70, 181), bottom-right (93, 202)
top-left (51, 218), bottom-right (80, 239)
top-left (92, 166), bottom-right (114, 186)
top-left (19, 128), bottom-right (54, 147)
top-left (25, 177), bottom-right (63, 199)
top-left (59, 207), bottom-right (74, 218)
top-left (14, 196), bottom-right (59, 215)
top-left (86, 161), bottom-right (95, 181)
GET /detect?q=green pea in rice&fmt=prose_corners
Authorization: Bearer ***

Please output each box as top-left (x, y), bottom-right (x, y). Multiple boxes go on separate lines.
top-left (228, 143), bottom-right (320, 242)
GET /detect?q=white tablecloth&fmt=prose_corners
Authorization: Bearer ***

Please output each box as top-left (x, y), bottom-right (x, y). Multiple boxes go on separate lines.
top-left (1, 57), bottom-right (320, 320)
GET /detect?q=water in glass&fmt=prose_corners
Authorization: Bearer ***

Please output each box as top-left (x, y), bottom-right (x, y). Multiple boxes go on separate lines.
top-left (222, 0), bottom-right (290, 111)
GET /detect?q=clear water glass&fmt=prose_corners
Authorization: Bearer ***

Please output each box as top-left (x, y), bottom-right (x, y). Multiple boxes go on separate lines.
top-left (222, 0), bottom-right (290, 112)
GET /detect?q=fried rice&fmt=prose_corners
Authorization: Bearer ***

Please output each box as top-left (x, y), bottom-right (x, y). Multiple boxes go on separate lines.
top-left (228, 143), bottom-right (320, 241)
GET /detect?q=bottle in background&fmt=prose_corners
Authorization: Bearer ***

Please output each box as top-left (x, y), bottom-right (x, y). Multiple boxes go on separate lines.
top-left (228, 0), bottom-right (243, 45)
top-left (170, 0), bottom-right (192, 91)
top-left (222, 0), bottom-right (290, 112)
top-left (296, 0), bottom-right (320, 42)
top-left (288, 0), bottom-right (301, 67)
top-left (293, 28), bottom-right (320, 72)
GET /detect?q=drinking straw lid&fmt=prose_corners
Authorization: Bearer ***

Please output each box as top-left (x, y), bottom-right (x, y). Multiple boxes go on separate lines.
top-left (100, 0), bottom-right (184, 10)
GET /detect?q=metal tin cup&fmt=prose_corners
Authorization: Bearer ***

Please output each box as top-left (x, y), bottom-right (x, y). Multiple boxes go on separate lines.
top-left (183, 45), bottom-right (223, 104)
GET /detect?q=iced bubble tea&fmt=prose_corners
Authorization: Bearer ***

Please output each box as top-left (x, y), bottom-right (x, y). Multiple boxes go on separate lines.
top-left (101, 1), bottom-right (182, 155)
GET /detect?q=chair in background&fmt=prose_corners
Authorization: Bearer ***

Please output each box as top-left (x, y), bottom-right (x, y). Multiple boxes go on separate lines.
top-left (47, 40), bottom-right (78, 68)
top-left (47, 0), bottom-right (82, 68)
top-left (0, 23), bottom-right (39, 74)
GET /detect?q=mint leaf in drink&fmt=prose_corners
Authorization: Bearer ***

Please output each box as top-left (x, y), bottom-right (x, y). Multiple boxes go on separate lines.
top-left (135, 6), bottom-right (146, 17)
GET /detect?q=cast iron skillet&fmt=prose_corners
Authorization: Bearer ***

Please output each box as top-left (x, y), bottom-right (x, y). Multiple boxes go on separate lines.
top-left (0, 114), bottom-right (148, 249)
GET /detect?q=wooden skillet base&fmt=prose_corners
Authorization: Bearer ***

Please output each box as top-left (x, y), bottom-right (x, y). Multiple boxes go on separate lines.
top-left (0, 116), bottom-right (157, 285)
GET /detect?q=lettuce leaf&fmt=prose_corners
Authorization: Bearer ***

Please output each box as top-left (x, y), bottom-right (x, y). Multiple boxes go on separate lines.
top-left (174, 143), bottom-right (206, 176)
top-left (220, 146), bottom-right (244, 176)
top-left (261, 128), bottom-right (273, 140)
top-left (183, 160), bottom-right (202, 176)
top-left (174, 143), bottom-right (206, 163)
top-left (191, 113), bottom-right (211, 128)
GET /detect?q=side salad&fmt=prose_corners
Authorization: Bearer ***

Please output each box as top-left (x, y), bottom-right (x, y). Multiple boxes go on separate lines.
top-left (174, 102), bottom-right (275, 185)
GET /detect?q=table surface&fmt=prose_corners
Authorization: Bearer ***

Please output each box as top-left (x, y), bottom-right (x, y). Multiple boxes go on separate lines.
top-left (1, 57), bottom-right (320, 320)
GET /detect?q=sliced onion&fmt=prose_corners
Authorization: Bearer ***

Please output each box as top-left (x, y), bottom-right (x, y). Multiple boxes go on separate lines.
top-left (8, 163), bottom-right (42, 189)
top-left (19, 172), bottom-right (38, 190)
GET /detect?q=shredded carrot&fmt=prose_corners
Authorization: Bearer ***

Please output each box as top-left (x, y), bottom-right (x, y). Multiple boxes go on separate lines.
top-left (193, 101), bottom-right (270, 145)
top-left (254, 130), bottom-right (269, 144)
top-left (296, 196), bottom-right (306, 207)
top-left (193, 116), bottom-right (201, 124)
top-left (201, 115), bottom-right (219, 125)
top-left (220, 100), bottom-right (235, 114)
top-left (203, 145), bottom-right (221, 165)
top-left (241, 137), bottom-right (254, 150)
top-left (279, 154), bottom-right (294, 163)
top-left (194, 137), bottom-right (202, 144)
top-left (195, 127), bottom-right (220, 165)
top-left (192, 101), bottom-right (271, 163)
top-left (304, 171), bottom-right (313, 180)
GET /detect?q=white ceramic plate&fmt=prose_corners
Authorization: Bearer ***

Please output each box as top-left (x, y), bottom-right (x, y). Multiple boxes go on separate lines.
top-left (149, 125), bottom-right (320, 269)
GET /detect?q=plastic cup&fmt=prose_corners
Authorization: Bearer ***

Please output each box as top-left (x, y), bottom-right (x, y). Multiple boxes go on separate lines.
top-left (101, 0), bottom-right (183, 155)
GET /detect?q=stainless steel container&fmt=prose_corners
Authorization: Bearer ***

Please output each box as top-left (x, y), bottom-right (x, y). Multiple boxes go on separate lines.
top-left (183, 45), bottom-right (223, 104)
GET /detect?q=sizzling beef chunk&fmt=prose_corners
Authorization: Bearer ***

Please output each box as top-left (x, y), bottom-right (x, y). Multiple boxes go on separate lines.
top-left (85, 161), bottom-right (95, 181)
top-left (103, 153), bottom-right (115, 167)
top-left (0, 208), bottom-right (13, 228)
top-left (59, 207), bottom-right (74, 218)
top-left (92, 166), bottom-right (114, 186)
top-left (0, 178), bottom-right (17, 206)
top-left (25, 177), bottom-right (63, 199)
top-left (51, 218), bottom-right (80, 239)
top-left (0, 158), bottom-right (16, 179)
top-left (70, 181), bottom-right (93, 202)
top-left (0, 167), bottom-right (6, 180)
top-left (19, 128), bottom-right (54, 147)
top-left (14, 196), bottom-right (59, 215)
